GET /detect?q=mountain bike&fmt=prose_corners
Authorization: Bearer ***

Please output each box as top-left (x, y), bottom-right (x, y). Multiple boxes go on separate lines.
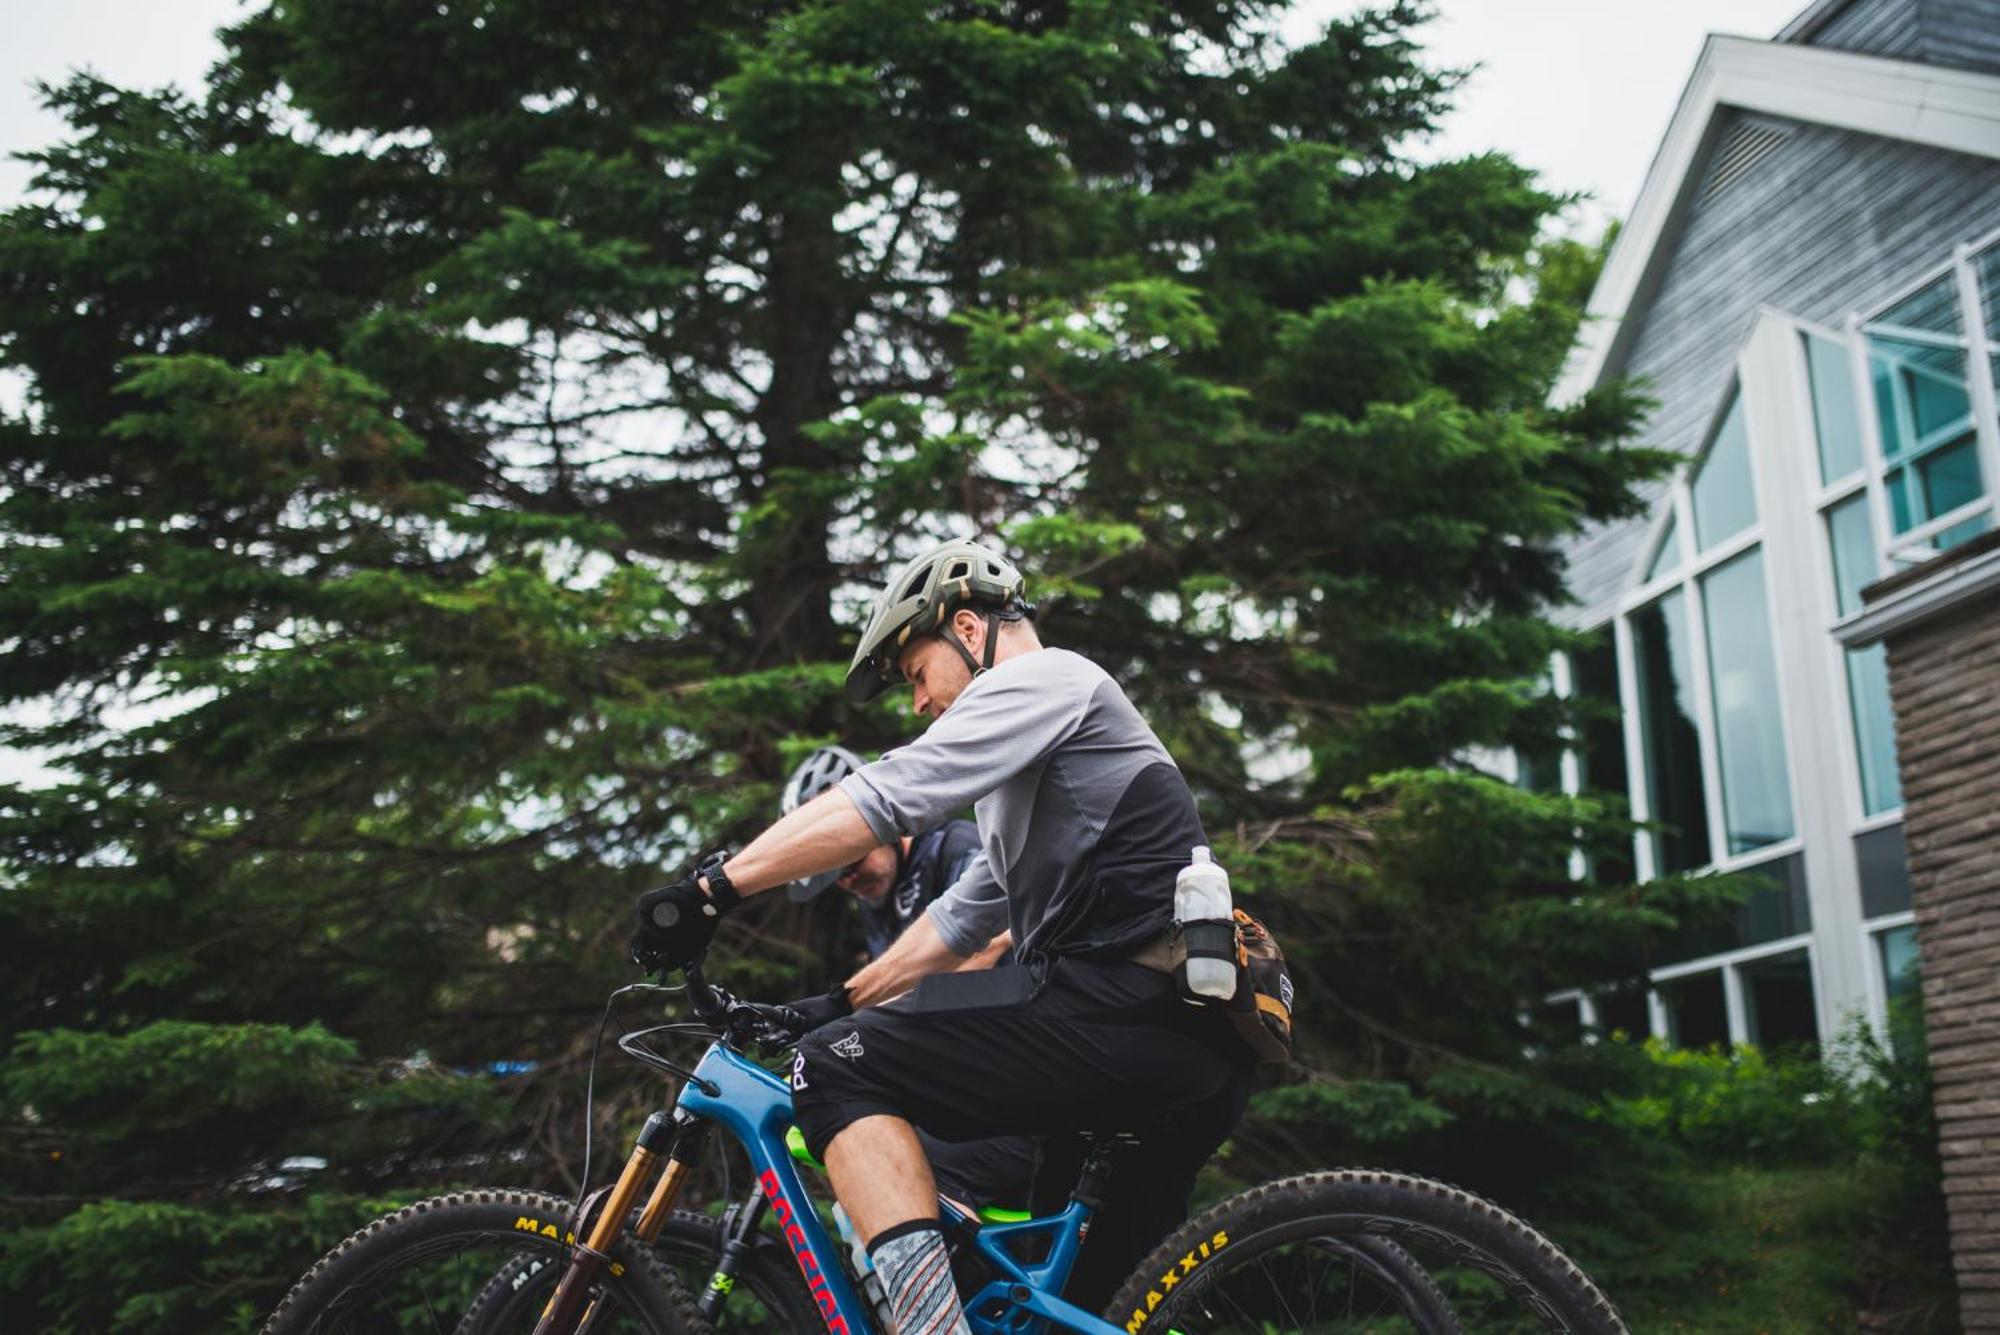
top-left (262, 958), bottom-right (1629, 1334)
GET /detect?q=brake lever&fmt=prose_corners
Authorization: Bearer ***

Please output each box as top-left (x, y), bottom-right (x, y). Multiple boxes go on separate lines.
top-left (740, 1003), bottom-right (807, 1056)
top-left (681, 958), bottom-right (729, 1025)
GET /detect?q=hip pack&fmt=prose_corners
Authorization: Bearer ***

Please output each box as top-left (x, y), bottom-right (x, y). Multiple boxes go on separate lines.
top-left (1224, 910), bottom-right (1295, 1068)
top-left (1136, 911), bottom-right (1296, 1069)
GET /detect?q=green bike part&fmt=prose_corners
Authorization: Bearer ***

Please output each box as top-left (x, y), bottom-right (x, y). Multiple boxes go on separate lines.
top-left (783, 1125), bottom-right (1030, 1226)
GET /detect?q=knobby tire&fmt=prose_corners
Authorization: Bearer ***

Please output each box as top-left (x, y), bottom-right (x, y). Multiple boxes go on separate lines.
top-left (455, 1207), bottom-right (819, 1334)
top-left (1103, 1169), bottom-right (1626, 1335)
top-left (259, 1188), bottom-right (705, 1335)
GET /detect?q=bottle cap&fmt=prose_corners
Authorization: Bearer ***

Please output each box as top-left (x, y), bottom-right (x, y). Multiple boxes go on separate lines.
top-left (1192, 845), bottom-right (1212, 864)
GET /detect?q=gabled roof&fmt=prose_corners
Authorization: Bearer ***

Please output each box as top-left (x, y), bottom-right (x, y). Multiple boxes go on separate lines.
top-left (1775, 0), bottom-right (1861, 43)
top-left (1554, 35), bottom-right (2000, 404)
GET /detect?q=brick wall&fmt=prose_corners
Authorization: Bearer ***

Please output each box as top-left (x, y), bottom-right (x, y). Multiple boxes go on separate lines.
top-left (1883, 588), bottom-right (2000, 1325)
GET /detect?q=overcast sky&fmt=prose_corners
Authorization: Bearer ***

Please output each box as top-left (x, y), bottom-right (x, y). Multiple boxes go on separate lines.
top-left (8, 0), bottom-right (1811, 225)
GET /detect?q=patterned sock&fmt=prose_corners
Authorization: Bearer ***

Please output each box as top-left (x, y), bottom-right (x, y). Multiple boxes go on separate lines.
top-left (867, 1219), bottom-right (970, 1335)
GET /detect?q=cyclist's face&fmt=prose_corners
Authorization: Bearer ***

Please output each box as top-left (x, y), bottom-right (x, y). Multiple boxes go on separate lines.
top-left (836, 842), bottom-right (899, 903)
top-left (897, 615), bottom-right (981, 719)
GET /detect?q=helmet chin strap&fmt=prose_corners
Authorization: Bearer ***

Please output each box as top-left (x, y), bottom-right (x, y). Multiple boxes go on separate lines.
top-left (942, 610), bottom-right (1003, 681)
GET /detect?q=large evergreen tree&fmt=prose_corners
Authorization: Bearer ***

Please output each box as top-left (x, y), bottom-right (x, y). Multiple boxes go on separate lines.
top-left (0, 2), bottom-right (1724, 1327)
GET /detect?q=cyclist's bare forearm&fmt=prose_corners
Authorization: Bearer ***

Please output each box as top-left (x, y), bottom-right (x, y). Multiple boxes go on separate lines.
top-left (844, 912), bottom-right (967, 1007)
top-left (717, 788), bottom-right (878, 898)
top-left (957, 930), bottom-right (1012, 972)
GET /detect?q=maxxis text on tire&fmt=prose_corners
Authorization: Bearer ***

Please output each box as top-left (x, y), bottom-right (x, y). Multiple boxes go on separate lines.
top-left (259, 1188), bottom-right (707, 1335)
top-left (1102, 1169), bottom-right (1626, 1335)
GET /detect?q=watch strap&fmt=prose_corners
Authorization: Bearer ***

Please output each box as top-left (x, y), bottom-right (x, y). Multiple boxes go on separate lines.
top-left (698, 853), bottom-right (742, 914)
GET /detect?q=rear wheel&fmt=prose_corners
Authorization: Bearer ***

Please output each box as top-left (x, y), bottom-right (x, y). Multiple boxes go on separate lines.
top-left (1313, 1236), bottom-right (1462, 1334)
top-left (260, 1189), bottom-right (700, 1335)
top-left (1103, 1170), bottom-right (1625, 1334)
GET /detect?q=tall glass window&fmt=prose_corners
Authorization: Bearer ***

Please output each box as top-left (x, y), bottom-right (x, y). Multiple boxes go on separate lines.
top-left (1804, 333), bottom-right (1865, 484)
top-left (1878, 924), bottom-right (1920, 1010)
top-left (1660, 971), bottom-right (1729, 1049)
top-left (1631, 591), bottom-right (1710, 873)
top-left (1691, 392), bottom-right (1757, 550)
top-left (1825, 494), bottom-right (1903, 814)
top-left (1700, 549), bottom-right (1795, 854)
top-left (1866, 275), bottom-right (1988, 550)
top-left (1741, 949), bottom-right (1818, 1049)
top-left (1573, 640), bottom-right (1634, 885)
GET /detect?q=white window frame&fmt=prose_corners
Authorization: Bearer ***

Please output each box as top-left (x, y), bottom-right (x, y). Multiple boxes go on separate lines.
top-left (1845, 227), bottom-right (2000, 571)
top-left (1590, 310), bottom-right (1915, 1046)
top-left (1649, 933), bottom-right (1817, 1048)
top-left (1796, 310), bottom-right (1910, 835)
top-left (1860, 911), bottom-right (1920, 1042)
top-left (1543, 233), bottom-right (2000, 1048)
top-left (1614, 373), bottom-right (1800, 878)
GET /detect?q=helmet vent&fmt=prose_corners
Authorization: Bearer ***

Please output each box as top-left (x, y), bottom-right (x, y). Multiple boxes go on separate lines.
top-left (946, 560), bottom-right (971, 580)
top-left (901, 568), bottom-right (931, 600)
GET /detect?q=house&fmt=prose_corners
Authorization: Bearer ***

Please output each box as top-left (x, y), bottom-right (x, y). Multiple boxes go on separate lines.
top-left (1539, 0), bottom-right (2000, 1061)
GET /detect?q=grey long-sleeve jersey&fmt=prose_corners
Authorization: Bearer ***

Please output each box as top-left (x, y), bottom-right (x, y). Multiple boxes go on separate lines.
top-left (838, 648), bottom-right (1207, 963)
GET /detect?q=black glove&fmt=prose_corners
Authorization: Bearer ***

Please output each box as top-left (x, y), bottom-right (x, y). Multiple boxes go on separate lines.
top-left (779, 984), bottom-right (854, 1036)
top-left (630, 865), bottom-right (733, 973)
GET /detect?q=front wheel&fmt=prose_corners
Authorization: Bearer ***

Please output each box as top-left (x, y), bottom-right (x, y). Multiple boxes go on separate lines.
top-left (261, 1189), bottom-right (703, 1335)
top-left (1103, 1169), bottom-right (1626, 1335)
top-left (456, 1207), bottom-right (821, 1334)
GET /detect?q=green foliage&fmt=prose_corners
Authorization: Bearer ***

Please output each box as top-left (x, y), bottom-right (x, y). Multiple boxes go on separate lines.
top-left (1250, 1078), bottom-right (1455, 1143)
top-left (0, 1193), bottom-right (405, 1334)
top-left (1595, 1024), bottom-right (1955, 1333)
top-left (7, 1021), bottom-right (357, 1145)
top-left (1605, 1040), bottom-right (1865, 1164)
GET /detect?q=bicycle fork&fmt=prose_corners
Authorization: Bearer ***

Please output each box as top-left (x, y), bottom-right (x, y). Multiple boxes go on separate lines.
top-left (533, 1108), bottom-right (704, 1335)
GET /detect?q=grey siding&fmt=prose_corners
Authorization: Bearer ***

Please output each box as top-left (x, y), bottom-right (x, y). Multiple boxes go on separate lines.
top-left (1922, 1), bottom-right (2000, 75)
top-left (1806, 0), bottom-right (1924, 59)
top-left (1788, 0), bottom-right (2000, 76)
top-left (1559, 114), bottom-right (2000, 628)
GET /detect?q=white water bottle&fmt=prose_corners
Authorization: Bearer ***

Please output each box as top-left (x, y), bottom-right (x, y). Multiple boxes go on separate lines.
top-left (1175, 846), bottom-right (1237, 1000)
top-left (833, 1203), bottom-right (893, 1329)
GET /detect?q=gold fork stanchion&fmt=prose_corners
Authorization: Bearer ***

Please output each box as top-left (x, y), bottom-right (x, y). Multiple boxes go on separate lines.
top-left (531, 1110), bottom-right (677, 1335)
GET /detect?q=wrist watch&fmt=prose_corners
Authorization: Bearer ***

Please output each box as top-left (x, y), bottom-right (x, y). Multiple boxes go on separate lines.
top-left (697, 852), bottom-right (743, 913)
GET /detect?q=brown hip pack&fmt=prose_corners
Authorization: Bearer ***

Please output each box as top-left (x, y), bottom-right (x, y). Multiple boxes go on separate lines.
top-left (1131, 909), bottom-right (1295, 1069)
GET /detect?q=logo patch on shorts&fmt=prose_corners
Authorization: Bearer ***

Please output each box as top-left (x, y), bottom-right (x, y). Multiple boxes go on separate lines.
top-left (791, 1051), bottom-right (809, 1091)
top-left (829, 1030), bottom-right (865, 1060)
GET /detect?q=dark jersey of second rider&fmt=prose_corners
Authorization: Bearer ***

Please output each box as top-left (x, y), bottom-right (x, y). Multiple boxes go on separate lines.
top-left (858, 819), bottom-right (981, 960)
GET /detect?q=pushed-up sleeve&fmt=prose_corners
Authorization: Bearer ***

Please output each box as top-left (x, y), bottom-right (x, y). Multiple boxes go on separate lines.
top-left (926, 849), bottom-right (1008, 956)
top-left (837, 656), bottom-right (1087, 843)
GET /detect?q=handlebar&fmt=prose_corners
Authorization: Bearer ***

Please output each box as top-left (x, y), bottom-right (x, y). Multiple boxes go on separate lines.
top-left (680, 958), bottom-right (805, 1055)
top-left (614, 959), bottom-right (803, 1093)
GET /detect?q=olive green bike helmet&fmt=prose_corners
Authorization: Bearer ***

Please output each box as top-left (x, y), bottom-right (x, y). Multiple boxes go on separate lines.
top-left (844, 539), bottom-right (1031, 701)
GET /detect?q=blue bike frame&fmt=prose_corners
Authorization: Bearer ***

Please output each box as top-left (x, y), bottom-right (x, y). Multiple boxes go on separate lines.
top-left (675, 1041), bottom-right (1126, 1335)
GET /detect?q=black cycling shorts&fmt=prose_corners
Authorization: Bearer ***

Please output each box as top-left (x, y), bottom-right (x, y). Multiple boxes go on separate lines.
top-left (791, 957), bottom-right (1251, 1308)
top-left (918, 1128), bottom-right (1038, 1212)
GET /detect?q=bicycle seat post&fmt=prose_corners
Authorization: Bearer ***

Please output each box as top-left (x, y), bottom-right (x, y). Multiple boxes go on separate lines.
top-left (1070, 1133), bottom-right (1127, 1214)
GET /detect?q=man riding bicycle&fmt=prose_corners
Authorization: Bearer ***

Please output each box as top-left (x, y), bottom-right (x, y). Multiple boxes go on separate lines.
top-left (631, 538), bottom-right (1251, 1333)
top-left (781, 744), bottom-right (1036, 1216)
